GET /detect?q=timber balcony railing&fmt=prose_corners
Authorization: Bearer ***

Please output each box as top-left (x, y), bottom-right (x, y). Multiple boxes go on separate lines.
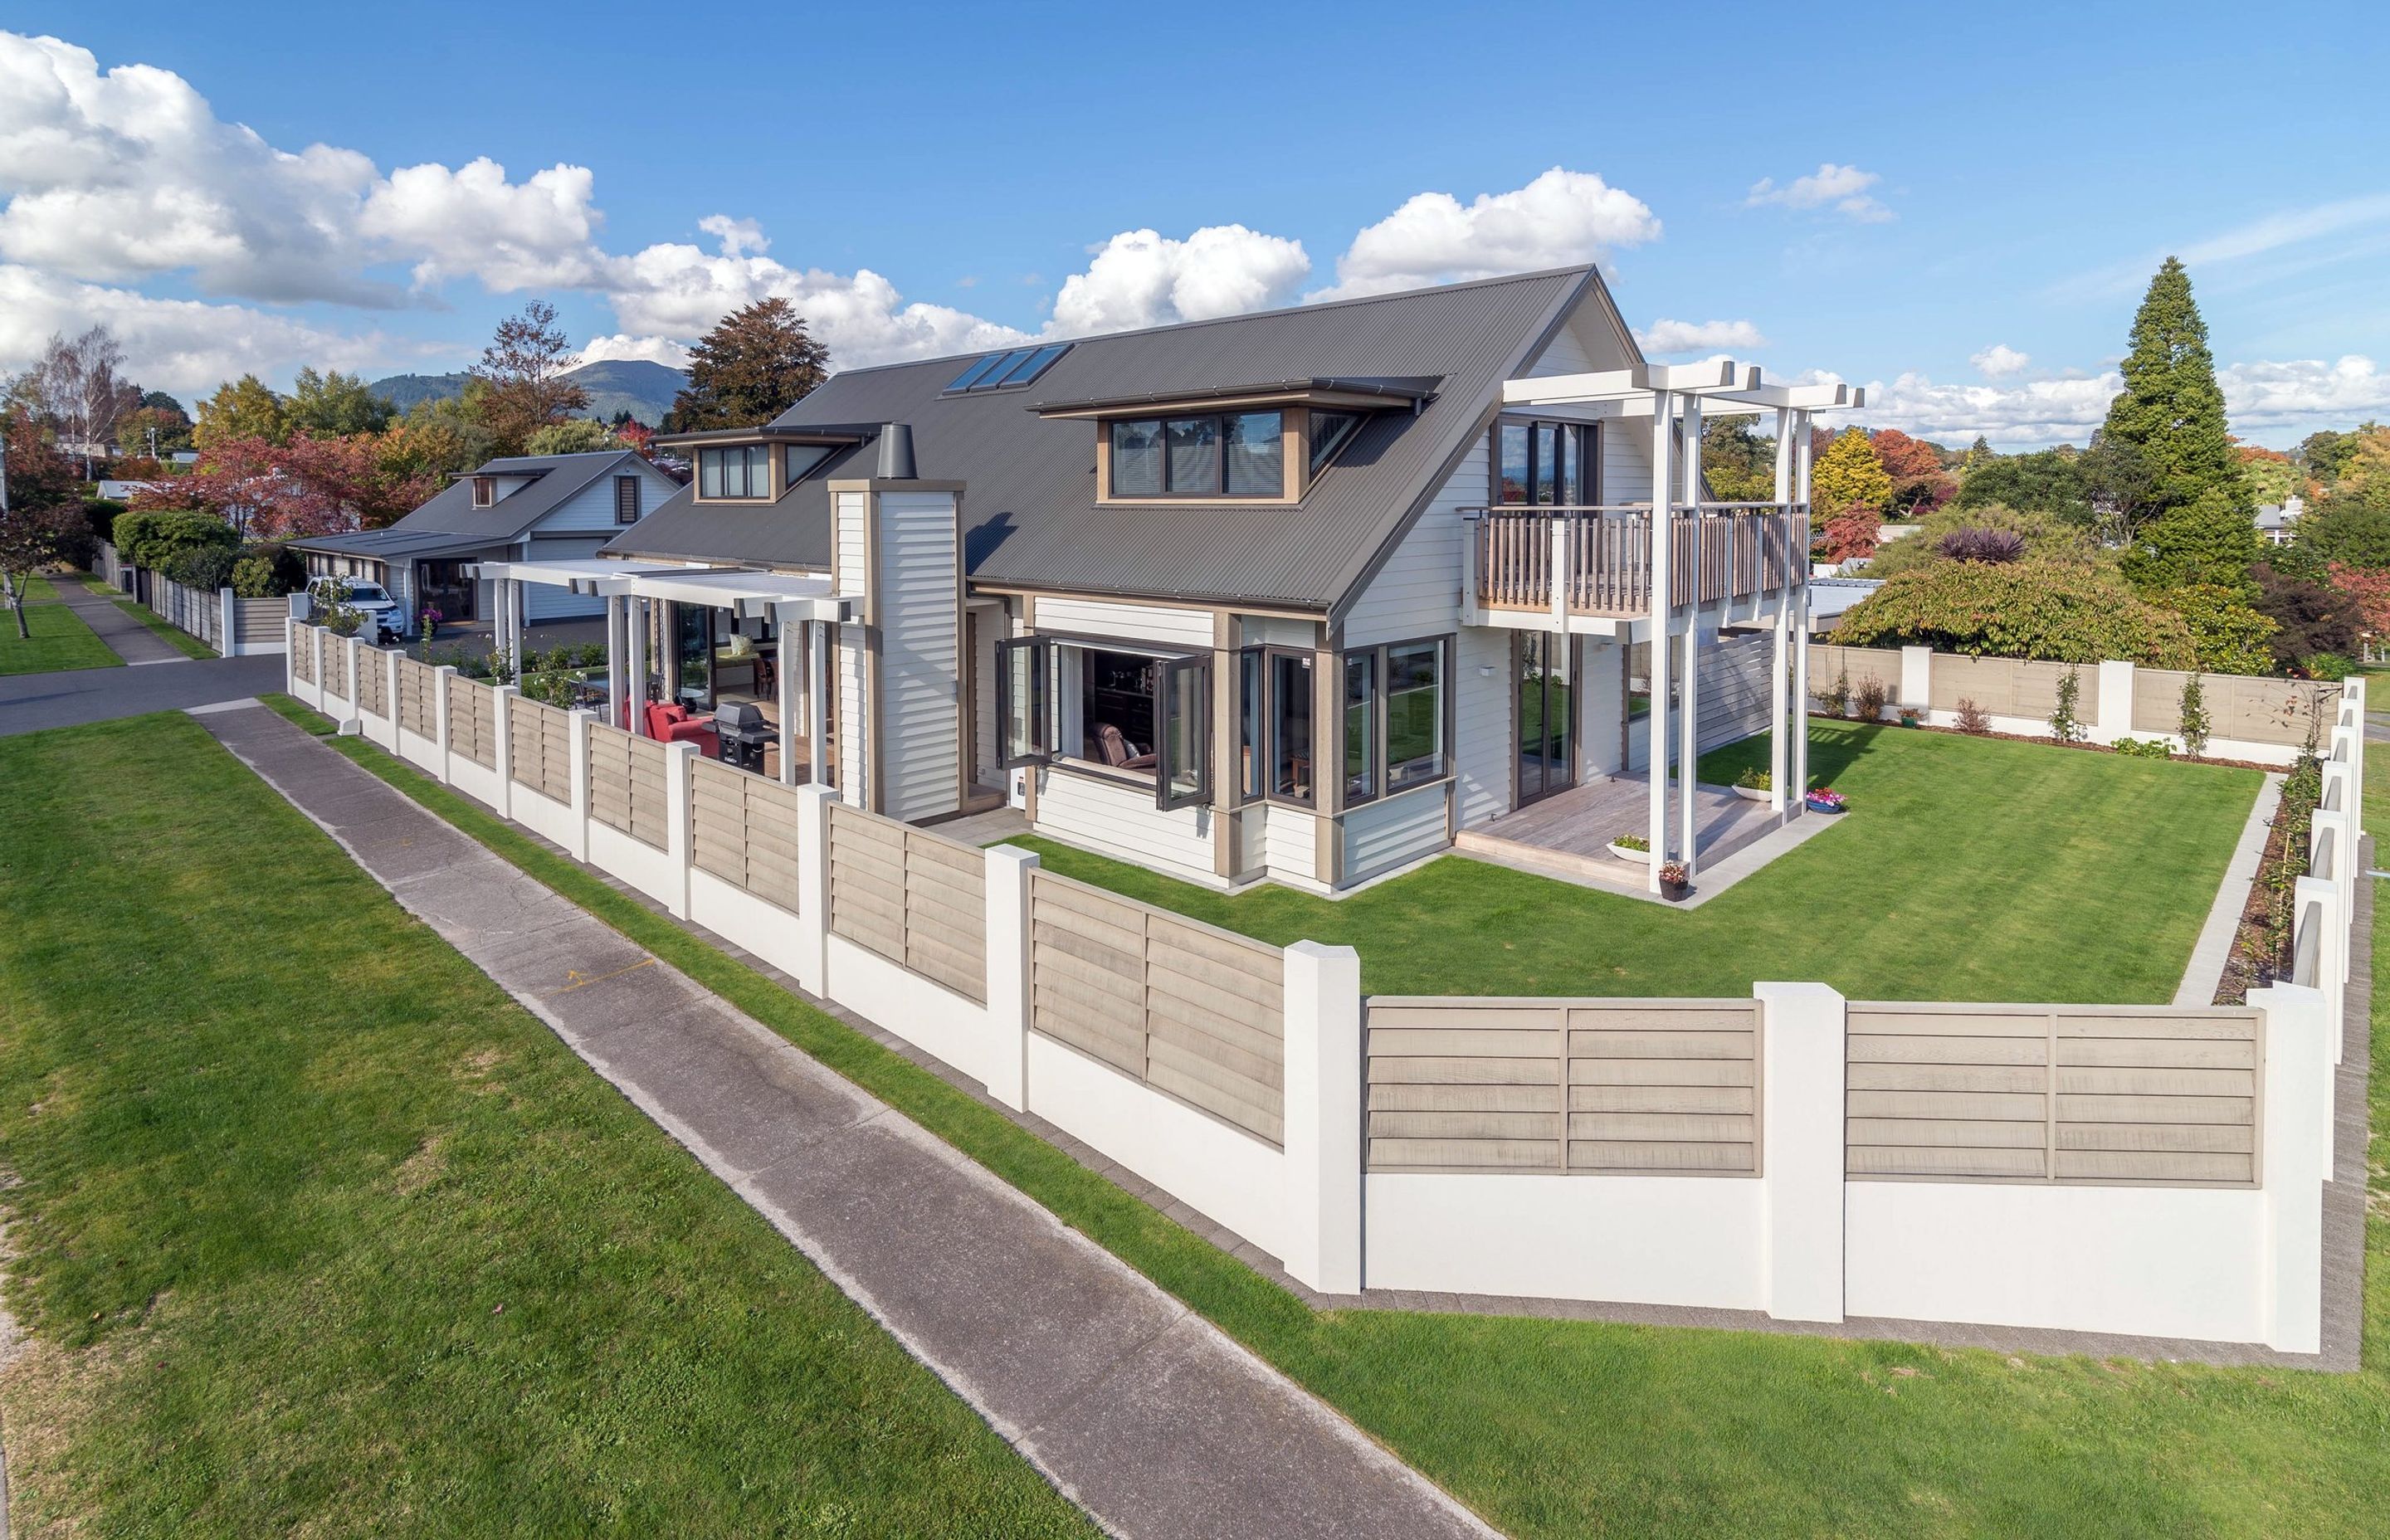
top-left (1464, 503), bottom-right (1812, 618)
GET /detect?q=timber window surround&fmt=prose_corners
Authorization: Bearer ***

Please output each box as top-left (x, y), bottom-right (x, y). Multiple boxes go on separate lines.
top-left (1494, 419), bottom-right (1596, 505)
top-left (1233, 646), bottom-right (1315, 808)
top-left (1110, 411), bottom-right (1284, 498)
top-left (697, 444), bottom-right (773, 500)
top-left (998, 633), bottom-right (1210, 811)
top-left (614, 475), bottom-right (641, 524)
top-left (471, 475), bottom-right (495, 508)
top-left (1337, 635), bottom-right (1450, 807)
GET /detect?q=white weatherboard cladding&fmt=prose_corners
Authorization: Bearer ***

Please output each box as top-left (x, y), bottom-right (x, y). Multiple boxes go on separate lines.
top-left (1036, 596), bottom-right (1213, 651)
top-left (1261, 803), bottom-right (1319, 881)
top-left (835, 491), bottom-right (870, 803)
top-left (1341, 782), bottom-right (1448, 881)
top-left (532, 459), bottom-right (679, 534)
top-left (1032, 768), bottom-right (1216, 884)
top-left (523, 535), bottom-right (609, 619)
top-left (874, 490), bottom-right (962, 821)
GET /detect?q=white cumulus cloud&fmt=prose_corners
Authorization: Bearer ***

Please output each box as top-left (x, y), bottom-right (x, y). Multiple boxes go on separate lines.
top-left (578, 333), bottom-right (692, 369)
top-left (2216, 355), bottom-right (2390, 436)
top-left (1638, 318), bottom-right (1767, 354)
top-left (1969, 343), bottom-right (2030, 378)
top-left (1311, 168), bottom-right (1661, 301)
top-left (1047, 225), bottom-right (1310, 337)
top-left (1746, 163), bottom-right (1892, 223)
top-left (357, 157), bottom-right (606, 291)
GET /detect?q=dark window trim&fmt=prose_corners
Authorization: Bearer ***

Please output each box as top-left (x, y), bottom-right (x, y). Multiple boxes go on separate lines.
top-left (1108, 410), bottom-right (1286, 499)
top-left (696, 444), bottom-right (774, 501)
top-left (613, 474), bottom-right (641, 525)
top-left (1256, 644), bottom-right (1316, 810)
top-left (998, 631), bottom-right (1212, 811)
top-left (1338, 632), bottom-right (1453, 808)
top-left (1489, 417), bottom-right (1598, 507)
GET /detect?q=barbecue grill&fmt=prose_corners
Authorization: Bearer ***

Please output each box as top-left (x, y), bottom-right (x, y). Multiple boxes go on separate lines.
top-left (714, 701), bottom-right (772, 772)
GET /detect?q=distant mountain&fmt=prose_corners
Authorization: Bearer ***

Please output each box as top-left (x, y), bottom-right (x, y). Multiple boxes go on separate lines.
top-left (366, 358), bottom-right (688, 428)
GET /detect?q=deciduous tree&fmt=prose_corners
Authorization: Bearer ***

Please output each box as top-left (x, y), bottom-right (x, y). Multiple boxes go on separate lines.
top-left (1831, 558), bottom-right (2198, 668)
top-left (17, 326), bottom-right (143, 475)
top-left (1698, 417), bottom-right (1777, 503)
top-left (1953, 448), bottom-right (2094, 524)
top-left (1810, 426), bottom-right (1892, 515)
top-left (193, 374), bottom-right (289, 450)
top-left (286, 368), bottom-right (393, 438)
top-left (523, 418), bottom-right (624, 456)
top-left (664, 297), bottom-right (830, 432)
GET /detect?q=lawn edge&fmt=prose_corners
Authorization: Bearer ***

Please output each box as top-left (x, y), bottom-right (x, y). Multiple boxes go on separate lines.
top-left (110, 596), bottom-right (217, 660)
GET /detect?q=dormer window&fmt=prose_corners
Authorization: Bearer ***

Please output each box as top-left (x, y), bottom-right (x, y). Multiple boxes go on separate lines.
top-left (1110, 411), bottom-right (1284, 498)
top-left (471, 475), bottom-right (495, 508)
top-left (783, 443), bottom-right (832, 485)
top-left (698, 444), bottom-right (773, 500)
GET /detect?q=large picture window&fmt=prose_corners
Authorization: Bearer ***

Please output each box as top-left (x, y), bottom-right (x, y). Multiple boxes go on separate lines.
top-left (1495, 420), bottom-right (1593, 506)
top-left (698, 444), bottom-right (773, 500)
top-left (1110, 411), bottom-right (1285, 497)
top-left (1338, 635), bottom-right (1449, 806)
top-left (997, 635), bottom-right (1210, 811)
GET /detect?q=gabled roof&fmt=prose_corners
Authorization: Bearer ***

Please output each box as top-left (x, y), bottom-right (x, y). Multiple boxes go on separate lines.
top-left (602, 266), bottom-right (1602, 611)
top-left (292, 449), bottom-right (662, 554)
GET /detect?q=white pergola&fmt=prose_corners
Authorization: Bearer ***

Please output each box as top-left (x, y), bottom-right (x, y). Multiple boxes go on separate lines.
top-left (469, 558), bottom-right (855, 788)
top-left (1500, 360), bottom-right (1866, 892)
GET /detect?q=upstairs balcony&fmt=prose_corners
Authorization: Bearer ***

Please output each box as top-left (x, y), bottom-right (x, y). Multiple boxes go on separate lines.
top-left (1461, 503), bottom-right (1810, 631)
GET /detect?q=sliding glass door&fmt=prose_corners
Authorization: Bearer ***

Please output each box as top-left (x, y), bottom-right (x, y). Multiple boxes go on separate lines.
top-left (1515, 631), bottom-right (1573, 805)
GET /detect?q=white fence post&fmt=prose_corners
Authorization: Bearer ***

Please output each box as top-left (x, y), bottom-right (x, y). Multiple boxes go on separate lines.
top-left (432, 665), bottom-right (457, 784)
top-left (564, 708), bottom-right (596, 862)
top-left (491, 685), bottom-right (518, 820)
top-left (338, 636), bottom-right (363, 734)
top-left (379, 647), bottom-right (402, 751)
top-left (1755, 980), bottom-right (1847, 1322)
top-left (793, 783), bottom-right (836, 997)
top-left (2293, 875), bottom-right (2345, 1065)
top-left (1898, 646), bottom-right (1931, 714)
top-left (2250, 982), bottom-right (2331, 1353)
top-left (217, 587), bottom-right (236, 658)
top-left (662, 738), bottom-right (698, 920)
top-left (283, 617), bottom-right (297, 694)
top-left (2096, 660), bottom-right (2136, 743)
top-left (1282, 941), bottom-right (1363, 1295)
top-left (983, 845), bottom-right (1038, 1111)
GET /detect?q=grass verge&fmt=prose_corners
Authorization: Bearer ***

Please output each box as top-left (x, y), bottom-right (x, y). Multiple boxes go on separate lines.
top-left (108, 594), bottom-right (218, 659)
top-left (262, 693), bottom-right (2390, 1538)
top-left (0, 711), bottom-right (1095, 1538)
top-left (0, 574), bottom-right (120, 675)
top-left (1017, 719), bottom-right (2261, 1002)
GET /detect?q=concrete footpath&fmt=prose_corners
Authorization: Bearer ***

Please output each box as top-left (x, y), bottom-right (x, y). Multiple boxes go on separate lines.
top-left (198, 703), bottom-right (1495, 1540)
top-left (48, 580), bottom-right (188, 665)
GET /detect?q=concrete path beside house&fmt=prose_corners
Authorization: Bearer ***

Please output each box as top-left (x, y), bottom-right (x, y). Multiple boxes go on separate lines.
top-left (196, 702), bottom-right (1496, 1540)
top-left (47, 581), bottom-right (188, 665)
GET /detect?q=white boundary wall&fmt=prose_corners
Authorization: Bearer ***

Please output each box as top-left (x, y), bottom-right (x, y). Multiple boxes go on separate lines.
top-left (282, 636), bottom-right (2363, 1352)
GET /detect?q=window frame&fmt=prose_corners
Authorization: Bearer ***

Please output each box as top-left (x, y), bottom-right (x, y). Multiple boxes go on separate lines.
top-left (1242, 645), bottom-right (1317, 810)
top-left (471, 475), bottom-right (495, 508)
top-left (696, 444), bottom-right (774, 501)
top-left (1106, 410), bottom-right (1286, 499)
top-left (997, 631), bottom-right (1212, 811)
top-left (613, 474), bottom-right (641, 525)
top-left (1490, 418), bottom-right (1598, 507)
top-left (1336, 633), bottom-right (1452, 808)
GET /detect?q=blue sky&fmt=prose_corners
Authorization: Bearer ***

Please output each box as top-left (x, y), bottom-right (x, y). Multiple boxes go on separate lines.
top-left (3, 1), bottom-right (2386, 447)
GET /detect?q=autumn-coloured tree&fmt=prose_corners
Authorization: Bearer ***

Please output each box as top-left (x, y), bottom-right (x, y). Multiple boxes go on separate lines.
top-left (472, 300), bottom-right (588, 454)
top-left (2329, 562), bottom-right (2390, 645)
top-left (1815, 507), bottom-right (1882, 563)
top-left (2235, 441), bottom-right (2298, 507)
top-left (133, 433), bottom-right (437, 539)
top-left (1870, 428), bottom-right (1944, 481)
top-left (0, 499), bottom-right (85, 639)
top-left (1810, 426), bottom-right (1893, 516)
top-left (665, 297), bottom-right (830, 432)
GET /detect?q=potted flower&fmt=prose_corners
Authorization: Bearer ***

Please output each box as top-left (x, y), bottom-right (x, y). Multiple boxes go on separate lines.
top-left (1732, 766), bottom-right (1772, 802)
top-left (1607, 832), bottom-right (1651, 863)
top-left (1658, 860), bottom-right (1690, 900)
top-left (1898, 706), bottom-right (1922, 728)
top-left (1804, 787), bottom-right (1847, 814)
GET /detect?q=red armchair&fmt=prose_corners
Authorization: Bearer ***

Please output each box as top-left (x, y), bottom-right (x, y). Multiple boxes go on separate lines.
top-left (642, 701), bottom-right (720, 757)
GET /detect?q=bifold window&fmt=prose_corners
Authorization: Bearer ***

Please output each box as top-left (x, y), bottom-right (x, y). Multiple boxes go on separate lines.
top-left (997, 635), bottom-right (1208, 810)
top-left (1336, 636), bottom-right (1449, 806)
top-left (1495, 419), bottom-right (1595, 505)
top-left (698, 444), bottom-right (773, 500)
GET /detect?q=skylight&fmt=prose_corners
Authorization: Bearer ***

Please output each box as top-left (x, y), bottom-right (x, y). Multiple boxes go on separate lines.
top-left (942, 341), bottom-right (1071, 396)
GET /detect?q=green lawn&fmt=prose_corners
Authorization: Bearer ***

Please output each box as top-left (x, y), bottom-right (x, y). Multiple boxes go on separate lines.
top-left (0, 714), bottom-right (1094, 1538)
top-left (111, 593), bottom-right (220, 659)
top-left (0, 574), bottom-right (120, 675)
top-left (267, 693), bottom-right (2390, 1538)
top-left (1015, 719), bottom-right (2262, 1003)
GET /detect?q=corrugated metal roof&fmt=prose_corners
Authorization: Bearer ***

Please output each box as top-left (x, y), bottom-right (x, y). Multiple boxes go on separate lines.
top-left (297, 450), bottom-right (652, 553)
top-left (602, 267), bottom-right (1596, 610)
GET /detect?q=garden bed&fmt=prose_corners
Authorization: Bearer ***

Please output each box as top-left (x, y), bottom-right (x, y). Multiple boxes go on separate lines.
top-left (2215, 749), bottom-right (2324, 1005)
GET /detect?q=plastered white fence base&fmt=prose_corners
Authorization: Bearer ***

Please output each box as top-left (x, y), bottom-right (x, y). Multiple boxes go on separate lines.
top-left (1364, 1174), bottom-right (1763, 1309)
top-left (283, 630), bottom-right (2357, 1352)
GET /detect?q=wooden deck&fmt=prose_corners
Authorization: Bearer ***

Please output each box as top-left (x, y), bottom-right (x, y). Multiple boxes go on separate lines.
top-left (1454, 774), bottom-right (1790, 890)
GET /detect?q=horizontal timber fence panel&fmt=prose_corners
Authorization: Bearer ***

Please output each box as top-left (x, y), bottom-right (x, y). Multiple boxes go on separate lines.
top-left (1364, 997), bottom-right (1760, 1175)
top-left (232, 597), bottom-right (287, 650)
top-left (356, 641), bottom-right (387, 716)
top-left (508, 695), bottom-right (573, 804)
top-left (1845, 1002), bottom-right (2261, 1185)
top-left (691, 756), bottom-right (805, 914)
top-left (396, 656), bottom-right (437, 738)
top-left (588, 722), bottom-right (669, 849)
top-left (1029, 868), bottom-right (1285, 1143)
top-left (828, 803), bottom-right (986, 1002)
top-left (1810, 644), bottom-right (1900, 697)
top-left (290, 623), bottom-right (317, 684)
top-left (1927, 652), bottom-right (2065, 719)
top-left (2129, 668), bottom-right (2331, 747)
top-left (446, 676), bottom-right (497, 771)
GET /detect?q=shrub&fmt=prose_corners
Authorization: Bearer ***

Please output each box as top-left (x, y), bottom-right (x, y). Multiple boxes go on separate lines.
top-left (2251, 562), bottom-right (2362, 670)
top-left (2178, 675), bottom-right (2212, 757)
top-left (572, 641), bottom-right (607, 667)
top-left (114, 508), bottom-right (237, 573)
top-left (2300, 651), bottom-right (2355, 682)
top-left (1832, 556), bottom-right (2198, 668)
top-left (2050, 665), bottom-right (2086, 743)
top-left (1816, 669), bottom-right (1851, 718)
top-left (80, 495), bottom-right (125, 543)
top-left (1935, 526), bottom-right (2027, 563)
top-left (2151, 582), bottom-right (2280, 675)
top-left (1955, 697), bottom-right (1991, 734)
top-left (1851, 677), bottom-right (1893, 721)
top-left (2113, 738), bottom-right (2173, 759)
top-left (164, 544), bottom-right (239, 590)
top-left (1734, 766), bottom-right (1771, 791)
top-left (1611, 833), bottom-right (1650, 852)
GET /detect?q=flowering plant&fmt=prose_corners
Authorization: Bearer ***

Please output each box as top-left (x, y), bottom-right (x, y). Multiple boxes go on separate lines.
top-left (1611, 832), bottom-right (1650, 852)
top-left (1804, 787), bottom-right (1846, 811)
top-left (1657, 860), bottom-right (1689, 885)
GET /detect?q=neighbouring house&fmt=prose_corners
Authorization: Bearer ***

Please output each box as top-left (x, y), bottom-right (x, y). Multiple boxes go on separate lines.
top-left (474, 267), bottom-right (1861, 894)
top-left (290, 450), bottom-right (681, 636)
top-left (2256, 493), bottom-right (2305, 545)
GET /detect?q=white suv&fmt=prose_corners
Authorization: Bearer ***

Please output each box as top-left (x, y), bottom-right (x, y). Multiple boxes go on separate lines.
top-left (310, 578), bottom-right (404, 645)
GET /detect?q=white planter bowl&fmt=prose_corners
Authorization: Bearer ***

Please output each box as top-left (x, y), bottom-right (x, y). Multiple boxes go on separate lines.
top-left (1731, 784), bottom-right (1771, 802)
top-left (1606, 841), bottom-right (1652, 864)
